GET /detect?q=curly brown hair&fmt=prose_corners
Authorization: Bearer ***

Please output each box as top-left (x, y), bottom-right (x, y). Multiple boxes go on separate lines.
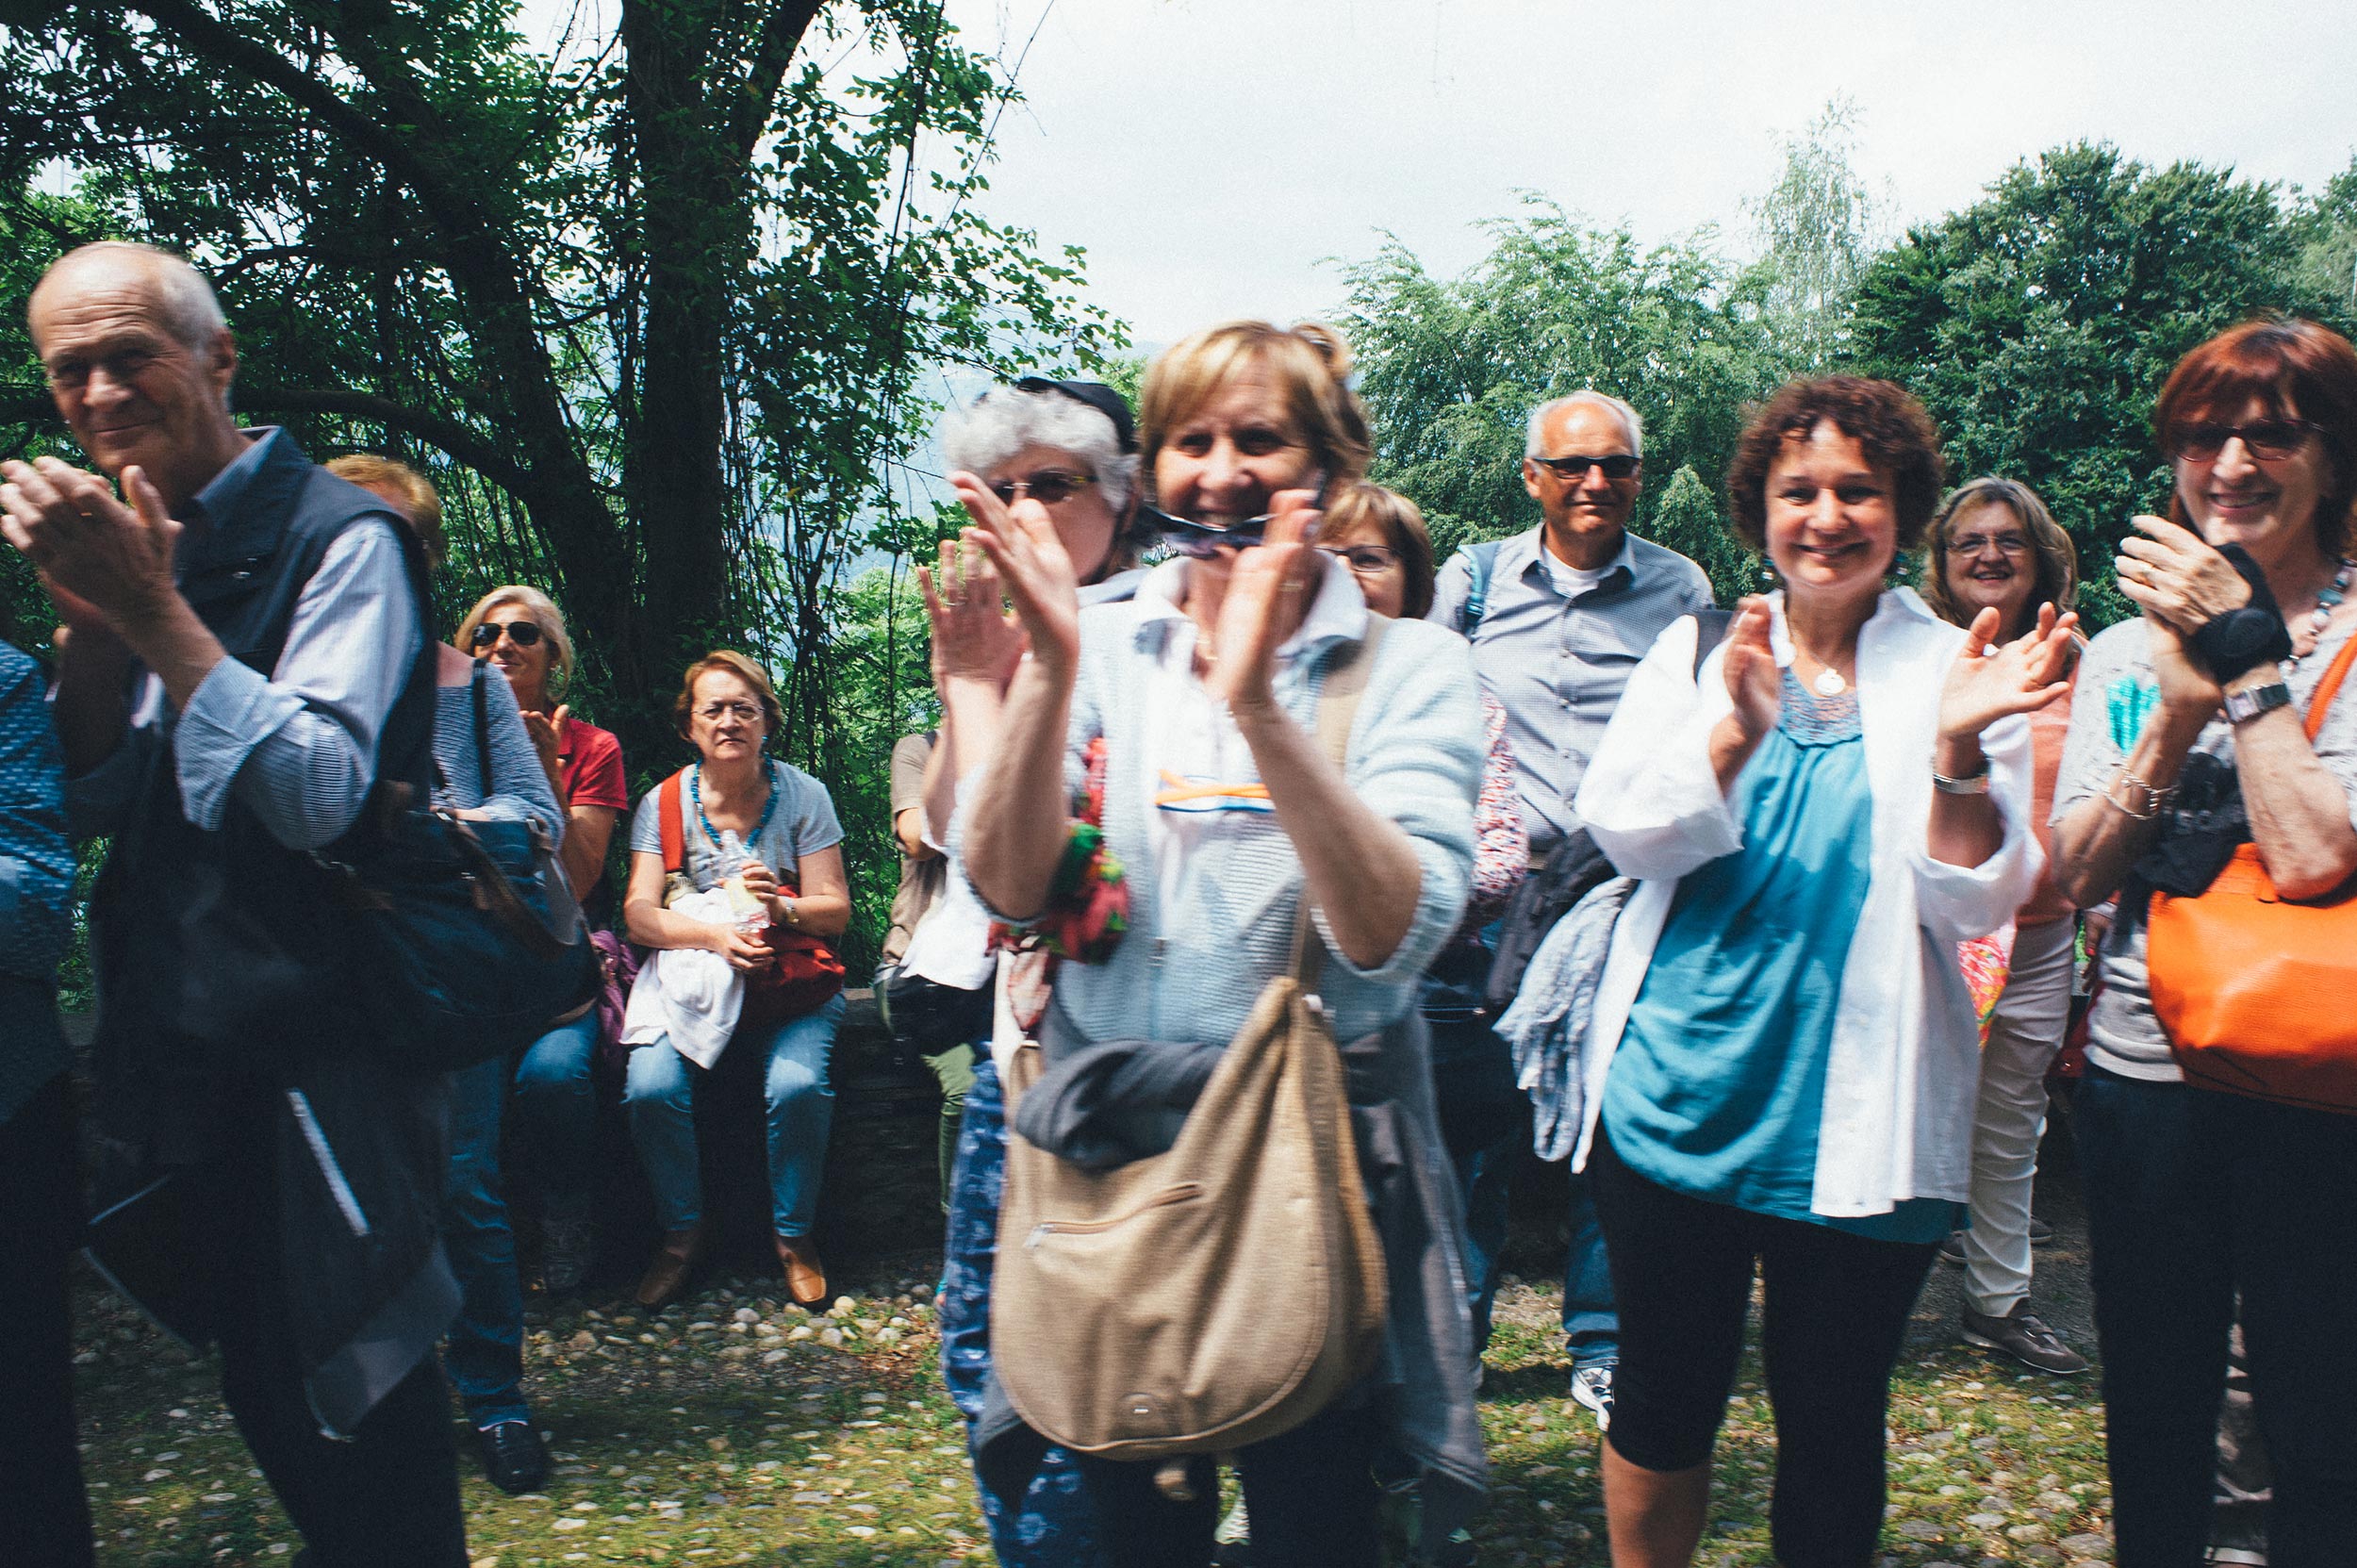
top-left (1725, 376), bottom-right (1946, 554)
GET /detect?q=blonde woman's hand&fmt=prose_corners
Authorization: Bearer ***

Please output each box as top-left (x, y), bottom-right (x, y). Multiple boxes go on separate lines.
top-left (1938, 603), bottom-right (2079, 742)
top-left (917, 529), bottom-right (1026, 689)
top-left (1203, 489), bottom-right (1324, 716)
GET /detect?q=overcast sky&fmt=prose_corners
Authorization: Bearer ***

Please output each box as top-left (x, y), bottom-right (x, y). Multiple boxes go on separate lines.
top-left (922, 0), bottom-right (2357, 348)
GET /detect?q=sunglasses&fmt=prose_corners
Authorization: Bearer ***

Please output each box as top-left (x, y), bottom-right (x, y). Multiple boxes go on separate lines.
top-left (2168, 420), bottom-right (2318, 463)
top-left (470, 619), bottom-right (545, 649)
top-left (1319, 544), bottom-right (1401, 574)
top-left (1146, 472), bottom-right (1329, 558)
top-left (1530, 453), bottom-right (1640, 481)
top-left (988, 470), bottom-right (1096, 506)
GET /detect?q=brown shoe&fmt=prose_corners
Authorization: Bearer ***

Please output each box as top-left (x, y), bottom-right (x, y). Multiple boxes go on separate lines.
top-left (633, 1223), bottom-right (707, 1309)
top-left (775, 1232), bottom-right (829, 1307)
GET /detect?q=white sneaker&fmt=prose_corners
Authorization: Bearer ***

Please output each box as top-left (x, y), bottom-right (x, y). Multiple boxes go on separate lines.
top-left (1570, 1361), bottom-right (1616, 1430)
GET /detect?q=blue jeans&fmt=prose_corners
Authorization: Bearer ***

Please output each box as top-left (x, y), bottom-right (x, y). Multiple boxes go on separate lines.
top-left (511, 1010), bottom-right (602, 1201)
top-left (2076, 1066), bottom-right (2357, 1568)
top-left (623, 994), bottom-right (845, 1236)
top-left (940, 1053), bottom-right (1104, 1566)
top-left (1448, 1130), bottom-right (1517, 1354)
top-left (1562, 1165), bottom-right (1618, 1364)
top-left (443, 1053), bottom-right (530, 1428)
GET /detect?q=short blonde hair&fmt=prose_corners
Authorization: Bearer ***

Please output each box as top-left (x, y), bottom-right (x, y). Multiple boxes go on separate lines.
top-left (327, 454), bottom-right (446, 569)
top-left (674, 651), bottom-right (784, 747)
top-left (455, 585), bottom-right (576, 689)
top-left (1138, 321), bottom-right (1372, 497)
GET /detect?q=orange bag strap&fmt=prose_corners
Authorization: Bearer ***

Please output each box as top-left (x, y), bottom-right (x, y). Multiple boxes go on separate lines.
top-left (2304, 631), bottom-right (2357, 742)
top-left (658, 769), bottom-right (687, 875)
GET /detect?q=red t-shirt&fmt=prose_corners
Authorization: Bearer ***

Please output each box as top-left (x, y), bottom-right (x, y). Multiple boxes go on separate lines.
top-left (556, 715), bottom-right (629, 813)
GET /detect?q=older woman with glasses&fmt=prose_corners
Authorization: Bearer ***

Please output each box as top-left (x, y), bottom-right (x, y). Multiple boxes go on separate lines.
top-left (2050, 318), bottom-right (2357, 1566)
top-left (1917, 479), bottom-right (2092, 1378)
top-left (451, 586), bottom-right (633, 1304)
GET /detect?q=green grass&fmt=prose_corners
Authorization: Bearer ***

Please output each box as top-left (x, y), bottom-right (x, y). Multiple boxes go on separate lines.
top-left (73, 1270), bottom-right (2116, 1566)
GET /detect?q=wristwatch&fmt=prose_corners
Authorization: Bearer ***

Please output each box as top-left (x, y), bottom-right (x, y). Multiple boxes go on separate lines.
top-left (2223, 681), bottom-right (2293, 725)
top-left (1932, 756), bottom-right (1993, 795)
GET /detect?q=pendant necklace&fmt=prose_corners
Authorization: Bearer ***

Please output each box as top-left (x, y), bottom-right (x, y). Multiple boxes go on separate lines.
top-left (1811, 666), bottom-right (1848, 698)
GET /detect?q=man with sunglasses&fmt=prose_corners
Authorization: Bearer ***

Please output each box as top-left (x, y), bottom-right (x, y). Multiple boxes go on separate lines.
top-left (1427, 390), bottom-right (1713, 1428)
top-left (1, 243), bottom-right (470, 1564)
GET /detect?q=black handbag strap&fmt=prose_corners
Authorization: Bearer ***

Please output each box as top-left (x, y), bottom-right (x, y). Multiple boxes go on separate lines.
top-left (472, 657), bottom-right (492, 793)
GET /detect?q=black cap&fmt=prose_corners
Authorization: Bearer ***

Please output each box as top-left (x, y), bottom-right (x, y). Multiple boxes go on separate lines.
top-left (1013, 375), bottom-right (1137, 454)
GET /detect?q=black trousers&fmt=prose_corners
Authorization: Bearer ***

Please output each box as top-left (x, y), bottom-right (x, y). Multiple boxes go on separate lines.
top-left (1075, 1396), bottom-right (1382, 1568)
top-left (185, 1119), bottom-right (470, 1567)
top-left (0, 1070), bottom-right (96, 1568)
top-left (1591, 1127), bottom-right (1939, 1568)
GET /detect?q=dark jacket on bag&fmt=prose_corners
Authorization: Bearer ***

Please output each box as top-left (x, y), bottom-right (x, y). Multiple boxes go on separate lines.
top-left (73, 429), bottom-right (456, 1437)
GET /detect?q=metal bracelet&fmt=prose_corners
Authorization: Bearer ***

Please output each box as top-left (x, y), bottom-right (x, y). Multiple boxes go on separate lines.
top-left (2102, 767), bottom-right (2177, 821)
top-left (1931, 753), bottom-right (1992, 796)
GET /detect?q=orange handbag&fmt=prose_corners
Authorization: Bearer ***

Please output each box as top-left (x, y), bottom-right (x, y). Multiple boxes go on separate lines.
top-left (2147, 629), bottom-right (2357, 1113)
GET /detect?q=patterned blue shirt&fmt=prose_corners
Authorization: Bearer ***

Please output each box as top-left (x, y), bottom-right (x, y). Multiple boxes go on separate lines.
top-left (1, 640), bottom-right (75, 1123)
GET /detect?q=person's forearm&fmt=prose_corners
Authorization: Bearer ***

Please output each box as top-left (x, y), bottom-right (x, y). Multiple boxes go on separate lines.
top-left (1926, 735), bottom-right (2003, 868)
top-left (919, 715), bottom-right (961, 847)
top-left (2052, 705), bottom-right (2208, 907)
top-left (559, 807), bottom-right (614, 900)
top-left (1233, 700), bottom-right (1424, 970)
top-left (625, 900), bottom-right (726, 952)
top-left (1707, 715), bottom-right (1763, 797)
top-left (2227, 672), bottom-right (2357, 899)
top-left (774, 894), bottom-right (851, 939)
top-left (963, 655), bottom-right (1075, 919)
top-left (53, 629), bottom-right (135, 777)
top-left (113, 591), bottom-right (227, 713)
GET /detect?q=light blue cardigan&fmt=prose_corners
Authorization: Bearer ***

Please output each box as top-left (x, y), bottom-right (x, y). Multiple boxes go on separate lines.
top-left (1014, 573), bottom-right (1486, 1049)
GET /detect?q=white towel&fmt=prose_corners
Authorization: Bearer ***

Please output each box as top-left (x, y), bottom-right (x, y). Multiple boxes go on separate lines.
top-left (621, 888), bottom-right (746, 1068)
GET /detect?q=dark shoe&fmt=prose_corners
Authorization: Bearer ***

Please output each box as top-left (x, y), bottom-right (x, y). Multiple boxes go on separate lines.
top-left (540, 1195), bottom-right (594, 1295)
top-left (634, 1223), bottom-right (706, 1309)
top-left (476, 1419), bottom-right (552, 1495)
top-left (1962, 1303), bottom-right (2089, 1375)
top-left (1942, 1218), bottom-right (2056, 1267)
top-left (776, 1232), bottom-right (829, 1307)
top-left (1570, 1359), bottom-right (1616, 1429)
top-left (2029, 1214), bottom-right (2055, 1246)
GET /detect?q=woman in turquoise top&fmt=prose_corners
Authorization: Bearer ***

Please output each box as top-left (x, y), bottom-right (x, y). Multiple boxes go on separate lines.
top-left (1572, 378), bottom-right (2072, 1568)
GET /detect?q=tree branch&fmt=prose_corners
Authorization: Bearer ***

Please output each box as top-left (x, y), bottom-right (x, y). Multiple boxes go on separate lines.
top-left (730, 0), bottom-right (824, 160)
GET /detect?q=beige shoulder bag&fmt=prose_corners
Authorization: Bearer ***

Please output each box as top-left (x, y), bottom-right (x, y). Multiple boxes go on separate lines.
top-left (989, 618), bottom-right (1393, 1461)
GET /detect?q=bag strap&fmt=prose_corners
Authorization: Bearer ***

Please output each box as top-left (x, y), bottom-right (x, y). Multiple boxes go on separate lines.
top-left (1289, 614), bottom-right (1393, 986)
top-left (2303, 628), bottom-right (2357, 741)
top-left (471, 657), bottom-right (492, 791)
top-left (658, 769), bottom-right (686, 876)
top-left (1457, 539), bottom-right (1502, 635)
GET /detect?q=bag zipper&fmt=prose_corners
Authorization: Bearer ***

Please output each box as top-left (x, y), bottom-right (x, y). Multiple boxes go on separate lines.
top-left (1026, 1181), bottom-right (1204, 1248)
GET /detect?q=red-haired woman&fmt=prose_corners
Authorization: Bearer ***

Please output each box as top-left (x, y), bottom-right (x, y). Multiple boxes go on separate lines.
top-left (2051, 318), bottom-right (2357, 1566)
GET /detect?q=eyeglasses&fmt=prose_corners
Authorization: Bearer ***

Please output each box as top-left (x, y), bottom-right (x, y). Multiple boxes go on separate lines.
top-left (1320, 544), bottom-right (1401, 575)
top-left (988, 470), bottom-right (1096, 506)
top-left (2168, 420), bottom-right (2319, 463)
top-left (1945, 532), bottom-right (2031, 557)
top-left (470, 619), bottom-right (544, 649)
top-left (1530, 453), bottom-right (1640, 481)
top-left (696, 701), bottom-right (764, 725)
top-left (1146, 470), bottom-right (1330, 558)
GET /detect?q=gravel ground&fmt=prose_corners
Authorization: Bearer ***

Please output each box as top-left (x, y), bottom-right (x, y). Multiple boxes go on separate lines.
top-left (70, 1134), bottom-right (2112, 1566)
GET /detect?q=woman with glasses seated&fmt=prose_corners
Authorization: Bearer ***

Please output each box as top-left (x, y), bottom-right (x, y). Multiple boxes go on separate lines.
top-left (1915, 479), bottom-right (2092, 1378)
top-left (452, 586), bottom-right (633, 1302)
top-left (621, 652), bottom-right (850, 1310)
top-left (954, 321), bottom-right (1487, 1564)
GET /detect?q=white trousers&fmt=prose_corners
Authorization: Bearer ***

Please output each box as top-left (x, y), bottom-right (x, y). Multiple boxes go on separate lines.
top-left (1962, 916), bottom-right (2077, 1316)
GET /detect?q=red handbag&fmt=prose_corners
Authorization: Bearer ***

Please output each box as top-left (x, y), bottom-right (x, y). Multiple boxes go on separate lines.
top-left (657, 768), bottom-right (844, 1026)
top-left (2147, 631), bottom-right (2357, 1113)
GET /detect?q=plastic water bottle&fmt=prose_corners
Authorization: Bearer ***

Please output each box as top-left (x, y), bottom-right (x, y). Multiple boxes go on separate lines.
top-left (717, 829), bottom-right (765, 925)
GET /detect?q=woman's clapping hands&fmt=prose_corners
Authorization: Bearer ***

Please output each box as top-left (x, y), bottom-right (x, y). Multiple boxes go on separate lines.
top-left (1939, 602), bottom-right (2079, 742)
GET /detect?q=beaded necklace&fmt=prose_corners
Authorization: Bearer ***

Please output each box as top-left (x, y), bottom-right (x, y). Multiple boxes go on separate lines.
top-left (690, 759), bottom-right (779, 851)
top-left (2283, 557), bottom-right (2356, 673)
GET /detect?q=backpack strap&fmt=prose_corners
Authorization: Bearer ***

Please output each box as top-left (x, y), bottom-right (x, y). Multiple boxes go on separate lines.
top-left (658, 769), bottom-right (687, 876)
top-left (1689, 607), bottom-right (1734, 680)
top-left (2304, 629), bottom-right (2357, 741)
top-left (1291, 614), bottom-right (1393, 987)
top-left (471, 658), bottom-right (492, 791)
top-left (1456, 539), bottom-right (1503, 635)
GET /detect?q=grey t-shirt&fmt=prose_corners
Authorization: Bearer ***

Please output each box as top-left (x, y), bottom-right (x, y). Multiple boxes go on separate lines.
top-left (630, 759), bottom-right (844, 893)
top-left (2052, 616), bottom-right (2357, 1081)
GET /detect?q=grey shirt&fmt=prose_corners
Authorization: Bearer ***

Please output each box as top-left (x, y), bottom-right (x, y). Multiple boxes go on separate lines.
top-left (629, 758), bottom-right (845, 891)
top-left (2052, 616), bottom-right (2357, 1081)
top-left (1428, 527), bottom-right (1713, 854)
